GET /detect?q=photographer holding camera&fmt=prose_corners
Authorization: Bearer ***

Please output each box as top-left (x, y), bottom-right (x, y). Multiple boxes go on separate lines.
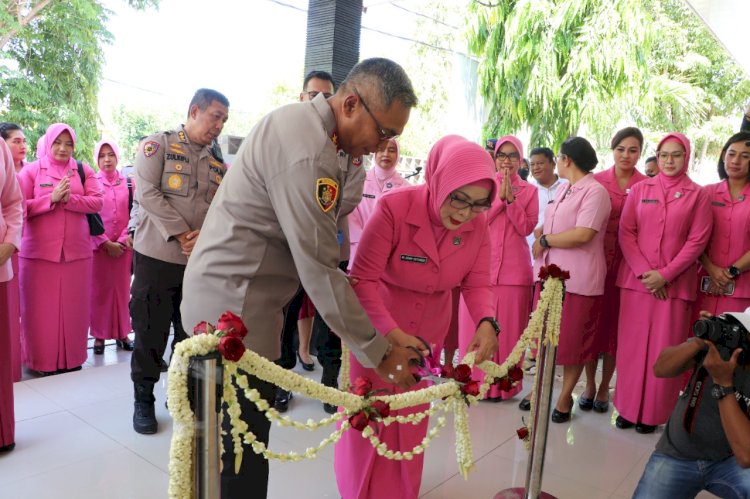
top-left (633, 309), bottom-right (750, 498)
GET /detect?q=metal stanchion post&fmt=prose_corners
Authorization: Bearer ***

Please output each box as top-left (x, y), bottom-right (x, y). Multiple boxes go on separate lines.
top-left (190, 352), bottom-right (223, 499)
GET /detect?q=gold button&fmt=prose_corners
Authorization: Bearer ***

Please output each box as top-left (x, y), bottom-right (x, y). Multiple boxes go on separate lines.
top-left (175, 164), bottom-right (183, 171)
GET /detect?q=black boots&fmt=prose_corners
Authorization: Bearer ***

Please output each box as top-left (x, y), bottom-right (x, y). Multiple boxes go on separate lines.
top-left (133, 383), bottom-right (157, 434)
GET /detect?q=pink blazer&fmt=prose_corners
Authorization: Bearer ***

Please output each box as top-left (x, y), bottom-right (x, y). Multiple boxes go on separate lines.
top-left (616, 175), bottom-right (712, 301)
top-left (350, 186), bottom-right (495, 345)
top-left (17, 159), bottom-right (103, 262)
top-left (594, 167), bottom-right (648, 274)
top-left (92, 171), bottom-right (132, 249)
top-left (700, 181), bottom-right (750, 298)
top-left (0, 139), bottom-right (23, 282)
top-left (488, 174), bottom-right (538, 285)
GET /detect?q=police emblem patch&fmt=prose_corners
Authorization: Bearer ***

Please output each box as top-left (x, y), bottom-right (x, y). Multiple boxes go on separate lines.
top-left (352, 156), bottom-right (362, 166)
top-left (167, 174), bottom-right (183, 190)
top-left (144, 141), bottom-right (160, 157)
top-left (316, 178), bottom-right (339, 213)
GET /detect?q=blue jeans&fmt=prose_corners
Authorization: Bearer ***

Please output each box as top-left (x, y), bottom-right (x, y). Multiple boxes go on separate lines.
top-left (633, 452), bottom-right (750, 498)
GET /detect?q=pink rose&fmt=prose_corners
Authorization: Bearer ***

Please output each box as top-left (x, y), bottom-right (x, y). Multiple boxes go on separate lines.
top-left (193, 321), bottom-right (209, 335)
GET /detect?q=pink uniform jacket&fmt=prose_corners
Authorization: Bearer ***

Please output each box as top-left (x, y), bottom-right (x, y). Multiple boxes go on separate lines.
top-left (92, 171), bottom-right (132, 249)
top-left (617, 175), bottom-right (712, 301)
top-left (350, 186), bottom-right (495, 343)
top-left (700, 180), bottom-right (750, 298)
top-left (488, 173), bottom-right (538, 285)
top-left (0, 139), bottom-right (23, 282)
top-left (17, 159), bottom-right (103, 262)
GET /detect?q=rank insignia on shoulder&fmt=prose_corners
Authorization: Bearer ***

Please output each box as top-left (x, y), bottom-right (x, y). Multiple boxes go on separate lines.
top-left (144, 141), bottom-right (160, 157)
top-left (214, 174), bottom-right (222, 184)
top-left (316, 177), bottom-right (339, 213)
top-left (178, 131), bottom-right (188, 143)
top-left (167, 174), bottom-right (183, 190)
top-left (352, 156), bottom-right (362, 166)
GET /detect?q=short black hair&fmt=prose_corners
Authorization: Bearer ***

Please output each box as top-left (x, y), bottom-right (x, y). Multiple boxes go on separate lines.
top-left (560, 137), bottom-right (598, 172)
top-left (303, 70), bottom-right (335, 92)
top-left (0, 122), bottom-right (22, 140)
top-left (341, 58), bottom-right (418, 110)
top-left (717, 132), bottom-right (750, 181)
top-left (529, 147), bottom-right (555, 162)
top-left (610, 127), bottom-right (644, 151)
top-left (187, 88), bottom-right (229, 118)
top-left (645, 156), bottom-right (657, 164)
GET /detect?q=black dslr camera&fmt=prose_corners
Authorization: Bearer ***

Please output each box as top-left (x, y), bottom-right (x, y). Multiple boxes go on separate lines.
top-left (693, 314), bottom-right (750, 364)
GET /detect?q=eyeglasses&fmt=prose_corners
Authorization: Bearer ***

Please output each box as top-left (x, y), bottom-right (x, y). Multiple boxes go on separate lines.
top-left (307, 91), bottom-right (332, 100)
top-left (448, 193), bottom-right (491, 213)
top-left (353, 87), bottom-right (399, 141)
top-left (657, 151), bottom-right (685, 161)
top-left (495, 152), bottom-right (520, 162)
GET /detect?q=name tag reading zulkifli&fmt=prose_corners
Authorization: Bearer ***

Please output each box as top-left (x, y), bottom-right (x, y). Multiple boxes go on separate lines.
top-left (400, 254), bottom-right (428, 264)
top-left (641, 199), bottom-right (659, 204)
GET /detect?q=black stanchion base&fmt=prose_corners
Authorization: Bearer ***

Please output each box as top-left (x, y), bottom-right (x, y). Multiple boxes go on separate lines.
top-left (494, 487), bottom-right (557, 499)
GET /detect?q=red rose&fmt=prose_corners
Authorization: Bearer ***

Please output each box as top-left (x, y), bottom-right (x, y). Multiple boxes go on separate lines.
top-left (217, 311), bottom-right (248, 338)
top-left (440, 363), bottom-right (454, 379)
top-left (547, 264), bottom-right (562, 279)
top-left (454, 364), bottom-right (472, 383)
top-left (461, 380), bottom-right (480, 396)
top-left (516, 427), bottom-right (529, 440)
top-left (218, 335), bottom-right (246, 362)
top-left (508, 366), bottom-right (524, 382)
top-left (349, 411), bottom-right (370, 431)
top-left (561, 270), bottom-right (571, 280)
top-left (496, 377), bottom-right (514, 391)
top-left (538, 267), bottom-right (549, 280)
top-left (193, 321), bottom-right (209, 335)
top-left (371, 400), bottom-right (391, 418)
top-left (352, 376), bottom-right (373, 396)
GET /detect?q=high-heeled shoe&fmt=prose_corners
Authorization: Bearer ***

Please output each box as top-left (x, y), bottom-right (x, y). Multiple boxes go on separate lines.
top-left (616, 415), bottom-right (634, 429)
top-left (93, 340), bottom-right (105, 355)
top-left (578, 395), bottom-right (594, 411)
top-left (551, 397), bottom-right (573, 423)
top-left (297, 352), bottom-right (315, 372)
top-left (117, 338), bottom-right (134, 351)
top-left (636, 422), bottom-right (656, 434)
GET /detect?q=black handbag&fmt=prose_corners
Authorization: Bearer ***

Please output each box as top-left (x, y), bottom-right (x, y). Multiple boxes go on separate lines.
top-left (76, 161), bottom-right (106, 236)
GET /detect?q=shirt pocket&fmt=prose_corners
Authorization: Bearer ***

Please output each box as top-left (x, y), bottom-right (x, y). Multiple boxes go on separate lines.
top-left (206, 169), bottom-right (223, 203)
top-left (161, 162), bottom-right (191, 197)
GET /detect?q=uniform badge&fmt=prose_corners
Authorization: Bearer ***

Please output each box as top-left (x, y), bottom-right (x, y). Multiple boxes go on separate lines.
top-left (178, 131), bottom-right (188, 143)
top-left (740, 195), bottom-right (746, 202)
top-left (386, 182), bottom-right (393, 188)
top-left (352, 156), bottom-right (362, 166)
top-left (175, 164), bottom-right (183, 171)
top-left (453, 236), bottom-right (462, 246)
top-left (215, 174), bottom-right (222, 184)
top-left (170, 143), bottom-right (185, 154)
top-left (209, 159), bottom-right (223, 169)
top-left (167, 174), bottom-right (183, 190)
top-left (144, 141), bottom-right (160, 157)
top-left (316, 178), bottom-right (339, 213)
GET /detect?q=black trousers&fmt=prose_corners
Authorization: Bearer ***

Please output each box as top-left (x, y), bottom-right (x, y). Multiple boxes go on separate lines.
top-left (130, 251), bottom-right (186, 385)
top-left (276, 288), bottom-right (305, 370)
top-left (221, 372), bottom-right (276, 499)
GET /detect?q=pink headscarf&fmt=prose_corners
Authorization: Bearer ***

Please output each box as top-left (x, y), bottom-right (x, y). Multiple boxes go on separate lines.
top-left (656, 132), bottom-right (691, 193)
top-left (41, 123), bottom-right (77, 172)
top-left (36, 135), bottom-right (47, 160)
top-left (94, 139), bottom-right (121, 183)
top-left (424, 135), bottom-right (497, 225)
top-left (372, 138), bottom-right (400, 181)
top-left (494, 135), bottom-right (524, 183)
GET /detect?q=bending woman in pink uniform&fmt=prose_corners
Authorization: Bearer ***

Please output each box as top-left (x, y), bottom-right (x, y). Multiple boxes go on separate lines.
top-left (90, 140), bottom-right (134, 354)
top-left (334, 135), bottom-right (500, 499)
top-left (614, 132), bottom-right (712, 433)
top-left (17, 123), bottom-right (103, 375)
top-left (458, 135), bottom-right (538, 401)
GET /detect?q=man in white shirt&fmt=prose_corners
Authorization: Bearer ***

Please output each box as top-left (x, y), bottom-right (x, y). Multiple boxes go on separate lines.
top-left (526, 147), bottom-right (568, 259)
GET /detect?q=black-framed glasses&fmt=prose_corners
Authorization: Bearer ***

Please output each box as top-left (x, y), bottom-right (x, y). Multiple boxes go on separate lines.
top-left (353, 87), bottom-right (399, 141)
top-left (495, 152), bottom-right (520, 162)
top-left (307, 91), bottom-right (332, 100)
top-left (448, 193), bottom-right (491, 213)
top-left (656, 151), bottom-right (685, 161)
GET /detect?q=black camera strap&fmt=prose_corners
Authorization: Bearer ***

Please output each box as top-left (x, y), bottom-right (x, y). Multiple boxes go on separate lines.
top-left (682, 363), bottom-right (708, 434)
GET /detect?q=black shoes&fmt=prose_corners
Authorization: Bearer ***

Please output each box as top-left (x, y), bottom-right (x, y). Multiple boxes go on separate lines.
top-left (297, 352), bottom-right (315, 372)
top-left (518, 397), bottom-right (531, 411)
top-left (636, 423), bottom-right (656, 434)
top-left (117, 338), bottom-right (134, 351)
top-left (94, 340), bottom-right (105, 355)
top-left (133, 383), bottom-right (157, 434)
top-left (159, 359), bottom-right (169, 373)
top-left (0, 443), bottom-right (15, 452)
top-left (578, 395), bottom-right (594, 411)
top-left (593, 399), bottom-right (609, 413)
top-left (275, 390), bottom-right (293, 413)
top-left (551, 397), bottom-right (573, 423)
top-left (615, 415), bottom-right (634, 429)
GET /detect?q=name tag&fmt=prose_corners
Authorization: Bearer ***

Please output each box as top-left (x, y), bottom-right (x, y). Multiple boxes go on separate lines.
top-left (641, 199), bottom-right (658, 204)
top-left (362, 194), bottom-right (376, 199)
top-left (40, 183), bottom-right (53, 187)
top-left (400, 254), bottom-right (428, 264)
top-left (711, 201), bottom-right (726, 207)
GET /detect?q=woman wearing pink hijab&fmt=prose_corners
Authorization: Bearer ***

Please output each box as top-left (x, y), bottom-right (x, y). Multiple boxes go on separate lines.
top-left (458, 135), bottom-right (538, 401)
top-left (615, 132), bottom-right (712, 433)
top-left (348, 138), bottom-right (408, 265)
top-left (90, 140), bottom-right (134, 354)
top-left (0, 138), bottom-right (23, 452)
top-left (16, 123), bottom-right (103, 375)
top-left (334, 135), bottom-right (500, 499)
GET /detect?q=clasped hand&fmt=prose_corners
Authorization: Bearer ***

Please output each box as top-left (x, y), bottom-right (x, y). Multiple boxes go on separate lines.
top-left (498, 168), bottom-right (515, 204)
top-left (176, 229), bottom-right (200, 257)
top-left (641, 270), bottom-right (668, 300)
top-left (51, 177), bottom-right (71, 204)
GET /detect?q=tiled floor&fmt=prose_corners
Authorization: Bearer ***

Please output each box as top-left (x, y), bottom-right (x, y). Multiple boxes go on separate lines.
top-left (2, 346), bottom-right (719, 499)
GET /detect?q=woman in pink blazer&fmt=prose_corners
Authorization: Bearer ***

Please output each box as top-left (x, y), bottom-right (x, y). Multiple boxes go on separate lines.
top-left (0, 122), bottom-right (28, 382)
top-left (0, 138), bottom-right (23, 452)
top-left (90, 140), bottom-right (134, 354)
top-left (458, 135), bottom-right (538, 401)
top-left (696, 132), bottom-right (750, 314)
top-left (334, 136), bottom-right (500, 499)
top-left (615, 133), bottom-right (712, 433)
top-left (583, 128), bottom-right (648, 413)
top-left (17, 123), bottom-right (103, 375)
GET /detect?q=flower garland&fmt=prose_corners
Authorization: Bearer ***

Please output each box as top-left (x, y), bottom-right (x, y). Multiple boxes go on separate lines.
top-left (167, 270), bottom-right (567, 499)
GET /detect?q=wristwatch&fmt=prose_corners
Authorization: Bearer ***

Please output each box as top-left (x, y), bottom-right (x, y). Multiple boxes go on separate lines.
top-left (728, 266), bottom-right (741, 278)
top-left (479, 317), bottom-right (501, 336)
top-left (711, 384), bottom-right (735, 400)
top-left (539, 235), bottom-right (550, 249)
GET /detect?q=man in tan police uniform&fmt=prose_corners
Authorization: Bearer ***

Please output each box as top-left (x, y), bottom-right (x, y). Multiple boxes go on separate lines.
top-left (181, 58), bottom-right (421, 497)
top-left (130, 88), bottom-right (229, 435)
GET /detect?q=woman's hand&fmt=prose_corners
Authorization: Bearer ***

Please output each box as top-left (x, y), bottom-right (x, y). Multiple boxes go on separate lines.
top-left (466, 323), bottom-right (498, 364)
top-left (640, 270), bottom-right (667, 292)
top-left (104, 241), bottom-right (124, 258)
top-left (652, 286), bottom-right (668, 301)
top-left (706, 262), bottom-right (732, 288)
top-left (532, 237), bottom-right (544, 259)
top-left (0, 243), bottom-right (14, 266)
top-left (504, 169), bottom-right (515, 204)
top-left (51, 177), bottom-right (70, 203)
top-left (386, 328), bottom-right (430, 358)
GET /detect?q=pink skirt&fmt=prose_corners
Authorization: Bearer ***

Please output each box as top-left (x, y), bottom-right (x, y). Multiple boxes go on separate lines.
top-left (90, 249), bottom-right (132, 340)
top-left (20, 257), bottom-right (92, 372)
top-left (0, 280), bottom-right (16, 446)
top-left (693, 292), bottom-right (750, 320)
top-left (7, 254), bottom-right (21, 381)
top-left (614, 288), bottom-right (692, 425)
top-left (593, 274), bottom-right (620, 356)
top-left (297, 292), bottom-right (316, 321)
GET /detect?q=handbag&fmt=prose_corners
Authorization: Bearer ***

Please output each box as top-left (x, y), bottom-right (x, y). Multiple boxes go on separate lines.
top-left (76, 160), bottom-right (106, 236)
